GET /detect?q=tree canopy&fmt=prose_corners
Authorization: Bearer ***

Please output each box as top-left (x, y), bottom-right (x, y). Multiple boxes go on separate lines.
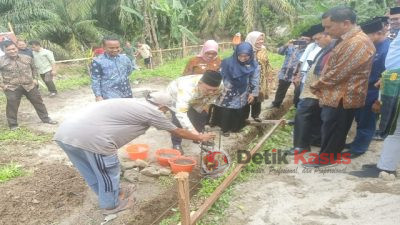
top-left (0, 0), bottom-right (397, 58)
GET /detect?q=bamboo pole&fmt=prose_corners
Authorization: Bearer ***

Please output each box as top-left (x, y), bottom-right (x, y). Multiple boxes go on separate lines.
top-left (190, 120), bottom-right (284, 224)
top-left (55, 57), bottom-right (91, 64)
top-left (175, 172), bottom-right (191, 225)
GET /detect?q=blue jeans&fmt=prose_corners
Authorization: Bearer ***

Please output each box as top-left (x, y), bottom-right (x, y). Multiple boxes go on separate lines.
top-left (350, 103), bottom-right (376, 153)
top-left (56, 141), bottom-right (120, 209)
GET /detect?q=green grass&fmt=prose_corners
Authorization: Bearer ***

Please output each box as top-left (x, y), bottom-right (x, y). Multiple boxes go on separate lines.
top-left (0, 127), bottom-right (52, 143)
top-left (132, 50), bottom-right (283, 81)
top-left (268, 52), bottom-right (285, 70)
top-left (132, 50), bottom-right (233, 80)
top-left (0, 163), bottom-right (25, 182)
top-left (55, 64), bottom-right (91, 91)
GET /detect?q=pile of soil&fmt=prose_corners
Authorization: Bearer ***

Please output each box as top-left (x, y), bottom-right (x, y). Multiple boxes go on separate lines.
top-left (0, 164), bottom-right (86, 225)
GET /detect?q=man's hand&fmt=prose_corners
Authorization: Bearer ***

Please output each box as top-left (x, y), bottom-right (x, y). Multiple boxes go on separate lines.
top-left (310, 82), bottom-right (321, 95)
top-left (95, 96), bottom-right (103, 102)
top-left (374, 79), bottom-right (381, 88)
top-left (248, 94), bottom-right (255, 104)
top-left (33, 80), bottom-right (38, 86)
top-left (50, 70), bottom-right (56, 77)
top-left (197, 132), bottom-right (216, 142)
top-left (292, 74), bottom-right (301, 87)
top-left (372, 100), bottom-right (381, 113)
top-left (191, 129), bottom-right (200, 135)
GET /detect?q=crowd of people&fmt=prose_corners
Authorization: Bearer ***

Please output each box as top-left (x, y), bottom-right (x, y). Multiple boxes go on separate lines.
top-left (1, 5), bottom-right (400, 215)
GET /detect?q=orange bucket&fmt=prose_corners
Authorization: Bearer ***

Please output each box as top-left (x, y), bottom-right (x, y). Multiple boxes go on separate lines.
top-left (125, 144), bottom-right (149, 160)
top-left (168, 156), bottom-right (196, 173)
top-left (155, 149), bottom-right (181, 167)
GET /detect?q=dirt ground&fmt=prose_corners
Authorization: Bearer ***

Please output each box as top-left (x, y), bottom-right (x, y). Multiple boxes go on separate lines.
top-left (0, 77), bottom-right (291, 225)
top-left (221, 125), bottom-right (400, 225)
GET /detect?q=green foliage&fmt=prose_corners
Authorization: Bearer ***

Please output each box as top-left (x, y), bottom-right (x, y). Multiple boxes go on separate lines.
top-left (55, 65), bottom-right (91, 91)
top-left (132, 49), bottom-right (234, 80)
top-left (159, 212), bottom-right (181, 225)
top-left (0, 128), bottom-right (52, 143)
top-left (55, 75), bottom-right (91, 91)
top-left (268, 52), bottom-right (285, 70)
top-left (0, 163), bottom-right (25, 183)
top-left (200, 0), bottom-right (297, 34)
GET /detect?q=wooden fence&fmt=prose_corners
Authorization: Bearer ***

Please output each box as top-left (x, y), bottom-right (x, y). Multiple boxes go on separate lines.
top-left (55, 42), bottom-right (233, 68)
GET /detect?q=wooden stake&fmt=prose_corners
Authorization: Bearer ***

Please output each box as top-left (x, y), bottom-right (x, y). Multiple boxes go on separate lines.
top-left (7, 22), bottom-right (14, 34)
top-left (175, 172), bottom-right (190, 225)
top-left (190, 120), bottom-right (284, 224)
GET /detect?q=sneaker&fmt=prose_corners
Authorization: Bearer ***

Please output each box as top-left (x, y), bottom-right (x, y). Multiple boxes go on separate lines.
top-left (173, 144), bottom-right (184, 155)
top-left (43, 119), bottom-right (58, 125)
top-left (9, 126), bottom-right (20, 131)
top-left (49, 92), bottom-right (57, 98)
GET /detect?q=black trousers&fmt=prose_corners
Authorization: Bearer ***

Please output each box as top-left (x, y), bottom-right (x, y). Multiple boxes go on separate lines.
top-left (272, 79), bottom-right (292, 107)
top-left (210, 105), bottom-right (247, 133)
top-left (171, 107), bottom-right (209, 146)
top-left (293, 98), bottom-right (322, 149)
top-left (4, 86), bottom-right (50, 127)
top-left (40, 71), bottom-right (57, 93)
top-left (319, 102), bottom-right (355, 155)
top-left (244, 97), bottom-right (262, 119)
top-left (293, 85), bottom-right (301, 108)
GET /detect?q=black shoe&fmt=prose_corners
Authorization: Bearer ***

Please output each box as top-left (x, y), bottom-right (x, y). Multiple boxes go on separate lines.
top-left (222, 132), bottom-right (230, 137)
top-left (287, 119), bottom-right (295, 126)
top-left (372, 134), bottom-right (384, 141)
top-left (253, 117), bottom-right (262, 123)
top-left (43, 119), bottom-right (58, 125)
top-left (285, 147), bottom-right (310, 156)
top-left (348, 152), bottom-right (364, 159)
top-left (9, 126), bottom-right (20, 131)
top-left (302, 157), bottom-right (338, 168)
top-left (49, 92), bottom-right (57, 98)
top-left (173, 145), bottom-right (184, 155)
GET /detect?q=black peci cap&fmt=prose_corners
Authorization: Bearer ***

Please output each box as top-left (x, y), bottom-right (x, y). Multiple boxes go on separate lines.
top-left (301, 24), bottom-right (325, 38)
top-left (390, 7), bottom-right (400, 15)
top-left (374, 16), bottom-right (389, 25)
top-left (200, 70), bottom-right (222, 87)
top-left (361, 18), bottom-right (384, 34)
top-left (308, 24), bottom-right (325, 37)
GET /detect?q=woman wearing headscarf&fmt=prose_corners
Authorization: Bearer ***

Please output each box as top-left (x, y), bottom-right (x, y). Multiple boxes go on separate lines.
top-left (211, 42), bottom-right (259, 136)
top-left (182, 40), bottom-right (221, 75)
top-left (244, 31), bottom-right (272, 122)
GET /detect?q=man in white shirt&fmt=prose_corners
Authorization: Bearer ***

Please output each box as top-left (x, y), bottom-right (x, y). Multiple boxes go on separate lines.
top-left (136, 43), bottom-right (152, 69)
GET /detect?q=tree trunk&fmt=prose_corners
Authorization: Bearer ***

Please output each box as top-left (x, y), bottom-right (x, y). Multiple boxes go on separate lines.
top-left (148, 9), bottom-right (160, 50)
top-left (182, 33), bottom-right (187, 57)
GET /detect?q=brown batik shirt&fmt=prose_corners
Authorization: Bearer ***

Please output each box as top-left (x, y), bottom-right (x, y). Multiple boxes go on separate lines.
top-left (311, 27), bottom-right (376, 109)
top-left (0, 54), bottom-right (37, 91)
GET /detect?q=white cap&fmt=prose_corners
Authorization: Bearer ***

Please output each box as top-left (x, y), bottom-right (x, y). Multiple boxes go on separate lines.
top-left (146, 91), bottom-right (176, 112)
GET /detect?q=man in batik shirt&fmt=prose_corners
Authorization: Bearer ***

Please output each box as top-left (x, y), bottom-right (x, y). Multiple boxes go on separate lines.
top-left (91, 37), bottom-right (134, 101)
